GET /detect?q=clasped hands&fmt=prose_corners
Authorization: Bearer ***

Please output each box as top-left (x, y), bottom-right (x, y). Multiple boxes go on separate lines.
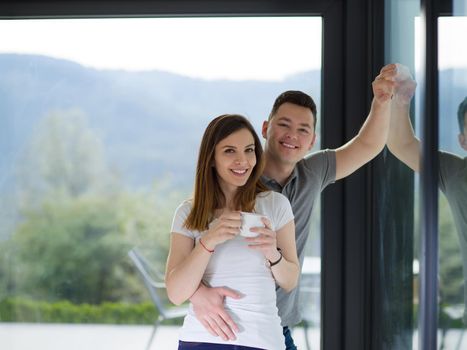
top-left (372, 63), bottom-right (417, 106)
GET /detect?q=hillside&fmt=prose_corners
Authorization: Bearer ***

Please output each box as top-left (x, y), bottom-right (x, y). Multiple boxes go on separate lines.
top-left (0, 53), bottom-right (321, 191)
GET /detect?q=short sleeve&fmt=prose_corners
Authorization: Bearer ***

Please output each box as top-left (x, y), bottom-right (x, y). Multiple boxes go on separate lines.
top-left (302, 149), bottom-right (336, 190)
top-left (439, 151), bottom-right (464, 193)
top-left (170, 201), bottom-right (196, 239)
top-left (272, 192), bottom-right (294, 231)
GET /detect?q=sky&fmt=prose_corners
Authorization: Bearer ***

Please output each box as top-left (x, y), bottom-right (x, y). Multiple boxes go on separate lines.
top-left (0, 16), bottom-right (465, 81)
top-left (0, 17), bottom-right (322, 81)
top-left (438, 17), bottom-right (467, 72)
top-left (413, 16), bottom-right (467, 73)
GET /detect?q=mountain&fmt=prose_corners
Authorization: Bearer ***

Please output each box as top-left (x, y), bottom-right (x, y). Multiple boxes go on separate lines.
top-left (0, 53), bottom-right (321, 191)
top-left (1, 54), bottom-right (465, 194)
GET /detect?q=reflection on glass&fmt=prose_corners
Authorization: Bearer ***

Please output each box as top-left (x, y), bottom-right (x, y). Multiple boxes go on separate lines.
top-left (0, 17), bottom-right (322, 349)
top-left (382, 1), bottom-right (420, 348)
top-left (437, 104), bottom-right (467, 347)
top-left (386, 16), bottom-right (467, 348)
top-left (437, 16), bottom-right (467, 348)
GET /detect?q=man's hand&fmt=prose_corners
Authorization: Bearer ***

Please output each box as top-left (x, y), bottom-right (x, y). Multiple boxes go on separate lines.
top-left (190, 284), bottom-right (242, 341)
top-left (334, 63), bottom-right (397, 180)
top-left (394, 66), bottom-right (417, 106)
top-left (387, 64), bottom-right (420, 172)
top-left (372, 63), bottom-right (397, 104)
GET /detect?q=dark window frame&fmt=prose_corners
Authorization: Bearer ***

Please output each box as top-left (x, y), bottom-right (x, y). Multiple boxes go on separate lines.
top-left (0, 1), bottom-right (388, 349)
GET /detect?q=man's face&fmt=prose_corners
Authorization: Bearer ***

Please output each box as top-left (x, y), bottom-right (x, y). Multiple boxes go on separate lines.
top-left (459, 112), bottom-right (467, 151)
top-left (262, 102), bottom-right (316, 165)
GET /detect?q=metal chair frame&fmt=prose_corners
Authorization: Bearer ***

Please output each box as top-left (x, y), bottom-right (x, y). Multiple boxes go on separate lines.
top-left (128, 248), bottom-right (188, 350)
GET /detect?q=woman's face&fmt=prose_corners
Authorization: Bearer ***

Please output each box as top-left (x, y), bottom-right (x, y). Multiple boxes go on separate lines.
top-left (214, 128), bottom-right (257, 193)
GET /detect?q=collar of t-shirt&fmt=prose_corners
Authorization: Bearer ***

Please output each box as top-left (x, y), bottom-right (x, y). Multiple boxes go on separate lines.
top-left (261, 166), bottom-right (298, 191)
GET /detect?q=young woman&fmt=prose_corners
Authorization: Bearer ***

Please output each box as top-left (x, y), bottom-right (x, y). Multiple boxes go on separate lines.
top-left (165, 114), bottom-right (299, 350)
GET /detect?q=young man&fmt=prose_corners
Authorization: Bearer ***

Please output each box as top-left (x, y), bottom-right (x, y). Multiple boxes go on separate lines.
top-left (188, 63), bottom-right (397, 349)
top-left (387, 72), bottom-right (467, 325)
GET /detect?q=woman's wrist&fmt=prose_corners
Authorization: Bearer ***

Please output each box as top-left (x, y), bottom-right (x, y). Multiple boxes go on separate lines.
top-left (199, 237), bottom-right (215, 253)
top-left (267, 248), bottom-right (282, 267)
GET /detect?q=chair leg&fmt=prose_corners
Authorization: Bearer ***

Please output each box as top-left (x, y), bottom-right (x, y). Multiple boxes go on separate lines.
top-left (146, 316), bottom-right (161, 350)
top-left (455, 328), bottom-right (465, 350)
top-left (302, 320), bottom-right (311, 350)
top-left (439, 327), bottom-right (447, 350)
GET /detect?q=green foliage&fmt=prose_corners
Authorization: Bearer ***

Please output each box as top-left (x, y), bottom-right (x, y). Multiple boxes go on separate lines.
top-left (5, 188), bottom-right (183, 305)
top-left (1, 109), bottom-right (188, 312)
top-left (12, 194), bottom-right (128, 303)
top-left (16, 109), bottom-right (117, 205)
top-left (414, 191), bottom-right (465, 318)
top-left (413, 190), bottom-right (465, 307)
top-left (0, 297), bottom-right (183, 325)
top-left (438, 193), bottom-right (465, 305)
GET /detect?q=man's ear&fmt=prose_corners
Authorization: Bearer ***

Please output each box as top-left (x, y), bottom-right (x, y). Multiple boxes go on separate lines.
top-left (308, 133), bottom-right (317, 151)
top-left (262, 121), bottom-right (269, 139)
top-left (459, 133), bottom-right (467, 151)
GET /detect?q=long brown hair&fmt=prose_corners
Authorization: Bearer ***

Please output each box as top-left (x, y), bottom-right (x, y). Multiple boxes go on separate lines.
top-left (185, 114), bottom-right (268, 231)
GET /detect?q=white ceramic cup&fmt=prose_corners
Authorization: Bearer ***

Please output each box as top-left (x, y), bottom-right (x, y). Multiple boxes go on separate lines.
top-left (239, 212), bottom-right (268, 237)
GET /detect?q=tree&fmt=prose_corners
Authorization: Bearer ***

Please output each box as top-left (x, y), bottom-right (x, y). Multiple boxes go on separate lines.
top-left (16, 109), bottom-right (118, 208)
top-left (4, 109), bottom-right (186, 305)
top-left (439, 194), bottom-right (464, 305)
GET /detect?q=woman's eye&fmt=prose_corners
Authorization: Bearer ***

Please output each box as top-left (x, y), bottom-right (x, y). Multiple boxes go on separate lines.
top-left (245, 148), bottom-right (255, 153)
top-left (224, 149), bottom-right (235, 153)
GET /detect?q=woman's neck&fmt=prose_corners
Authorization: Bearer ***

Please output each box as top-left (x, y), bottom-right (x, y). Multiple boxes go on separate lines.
top-left (219, 183), bottom-right (237, 211)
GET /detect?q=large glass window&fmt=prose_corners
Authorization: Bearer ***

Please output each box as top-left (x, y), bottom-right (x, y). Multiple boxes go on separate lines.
top-left (0, 17), bottom-right (322, 349)
top-left (437, 14), bottom-right (467, 350)
top-left (382, 0), bottom-right (420, 348)
top-left (384, 1), bottom-right (467, 349)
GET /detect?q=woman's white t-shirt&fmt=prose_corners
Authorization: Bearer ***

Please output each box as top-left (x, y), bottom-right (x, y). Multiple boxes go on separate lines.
top-left (171, 191), bottom-right (294, 350)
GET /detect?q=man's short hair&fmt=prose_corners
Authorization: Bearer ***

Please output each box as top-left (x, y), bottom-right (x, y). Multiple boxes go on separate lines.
top-left (269, 90), bottom-right (317, 130)
top-left (458, 97), bottom-right (467, 132)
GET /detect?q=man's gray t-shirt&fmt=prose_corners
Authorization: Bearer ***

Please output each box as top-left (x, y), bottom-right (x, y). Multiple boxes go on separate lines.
top-left (261, 149), bottom-right (336, 327)
top-left (439, 151), bottom-right (467, 323)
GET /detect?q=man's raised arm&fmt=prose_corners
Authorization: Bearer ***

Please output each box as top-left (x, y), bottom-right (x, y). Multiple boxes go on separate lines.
top-left (334, 64), bottom-right (396, 180)
top-left (386, 67), bottom-right (420, 172)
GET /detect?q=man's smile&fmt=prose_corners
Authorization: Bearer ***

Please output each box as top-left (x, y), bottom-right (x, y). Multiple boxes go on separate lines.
top-left (280, 141), bottom-right (299, 149)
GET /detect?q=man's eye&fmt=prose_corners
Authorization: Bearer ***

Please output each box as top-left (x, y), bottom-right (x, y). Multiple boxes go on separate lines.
top-left (278, 123), bottom-right (289, 127)
top-left (299, 129), bottom-right (310, 134)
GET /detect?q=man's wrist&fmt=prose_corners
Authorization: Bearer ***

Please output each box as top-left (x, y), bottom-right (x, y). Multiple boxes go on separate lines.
top-left (373, 97), bottom-right (391, 107)
top-left (189, 283), bottom-right (206, 302)
top-left (393, 98), bottom-right (411, 108)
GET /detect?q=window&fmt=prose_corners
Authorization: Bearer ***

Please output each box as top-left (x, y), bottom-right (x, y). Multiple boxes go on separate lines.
top-left (383, 0), bottom-right (467, 348)
top-left (0, 16), bottom-right (323, 349)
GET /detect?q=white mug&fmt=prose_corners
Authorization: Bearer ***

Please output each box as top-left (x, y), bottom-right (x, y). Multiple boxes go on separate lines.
top-left (239, 212), bottom-right (268, 237)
